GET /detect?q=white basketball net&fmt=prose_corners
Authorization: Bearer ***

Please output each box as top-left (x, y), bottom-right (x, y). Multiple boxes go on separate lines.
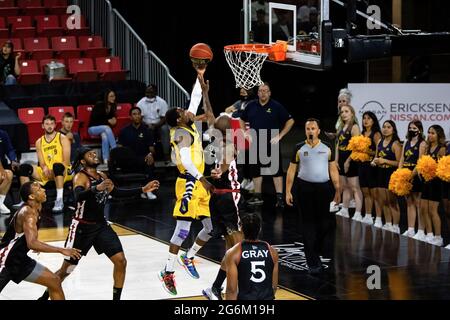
top-left (224, 44), bottom-right (271, 90)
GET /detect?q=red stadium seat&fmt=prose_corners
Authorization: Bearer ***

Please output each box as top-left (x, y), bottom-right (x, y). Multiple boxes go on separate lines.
top-left (18, 60), bottom-right (44, 84)
top-left (44, 0), bottom-right (67, 15)
top-left (68, 58), bottom-right (98, 82)
top-left (77, 104), bottom-right (100, 143)
top-left (95, 56), bottom-right (127, 81)
top-left (61, 14), bottom-right (90, 36)
top-left (49, 106), bottom-right (79, 132)
top-left (8, 16), bottom-right (35, 38)
top-left (23, 37), bottom-right (53, 60)
top-left (0, 7), bottom-right (19, 17)
top-left (0, 17), bottom-right (8, 38)
top-left (115, 103), bottom-right (132, 117)
top-left (18, 0), bottom-right (45, 16)
top-left (51, 36), bottom-right (81, 59)
top-left (78, 36), bottom-right (109, 58)
top-left (35, 15), bottom-right (64, 37)
top-left (18, 107), bottom-right (45, 147)
top-left (0, 0), bottom-right (15, 7)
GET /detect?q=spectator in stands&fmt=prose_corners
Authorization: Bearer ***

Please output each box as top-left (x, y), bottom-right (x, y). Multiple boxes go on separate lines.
top-left (137, 84), bottom-right (170, 162)
top-left (88, 90), bottom-right (118, 164)
top-left (14, 115), bottom-right (72, 213)
top-left (240, 82), bottom-right (295, 208)
top-left (59, 112), bottom-right (81, 164)
top-left (118, 107), bottom-right (157, 200)
top-left (0, 41), bottom-right (21, 86)
top-left (0, 129), bottom-right (19, 214)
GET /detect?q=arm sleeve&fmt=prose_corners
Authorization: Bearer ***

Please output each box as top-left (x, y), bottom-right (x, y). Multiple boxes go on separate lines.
top-left (187, 78), bottom-right (202, 115)
top-left (110, 187), bottom-right (143, 198)
top-left (74, 186), bottom-right (95, 201)
top-left (179, 146), bottom-right (202, 179)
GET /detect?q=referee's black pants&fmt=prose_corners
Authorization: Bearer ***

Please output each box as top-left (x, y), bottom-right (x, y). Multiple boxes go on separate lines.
top-left (296, 178), bottom-right (335, 269)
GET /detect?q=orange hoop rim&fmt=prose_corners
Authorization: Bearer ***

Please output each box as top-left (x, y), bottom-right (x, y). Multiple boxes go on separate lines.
top-left (224, 44), bottom-right (272, 54)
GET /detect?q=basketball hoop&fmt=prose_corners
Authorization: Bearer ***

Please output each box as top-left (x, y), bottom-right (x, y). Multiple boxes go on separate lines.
top-left (224, 44), bottom-right (272, 90)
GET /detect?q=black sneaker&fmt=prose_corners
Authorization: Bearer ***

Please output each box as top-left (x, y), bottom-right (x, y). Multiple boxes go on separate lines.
top-left (276, 195), bottom-right (285, 208)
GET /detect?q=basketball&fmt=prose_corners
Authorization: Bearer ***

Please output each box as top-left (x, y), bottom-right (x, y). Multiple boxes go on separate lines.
top-left (189, 43), bottom-right (213, 62)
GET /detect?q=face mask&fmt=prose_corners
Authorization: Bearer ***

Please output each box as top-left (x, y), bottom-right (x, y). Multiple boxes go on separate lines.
top-left (408, 130), bottom-right (419, 139)
top-left (240, 95), bottom-right (249, 101)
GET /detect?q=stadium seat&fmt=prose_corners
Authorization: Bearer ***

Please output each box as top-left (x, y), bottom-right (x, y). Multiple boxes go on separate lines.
top-left (95, 56), bottom-right (127, 81)
top-left (18, 60), bottom-right (44, 85)
top-left (49, 105), bottom-right (79, 132)
top-left (68, 58), bottom-right (98, 82)
top-left (18, 0), bottom-right (45, 15)
top-left (51, 36), bottom-right (81, 59)
top-left (77, 104), bottom-right (100, 143)
top-left (18, 107), bottom-right (45, 147)
top-left (39, 58), bottom-right (65, 72)
top-left (61, 14), bottom-right (90, 36)
top-left (44, 0), bottom-right (67, 15)
top-left (0, 7), bottom-right (19, 17)
top-left (78, 35), bottom-right (109, 58)
top-left (8, 16), bottom-right (36, 38)
top-left (24, 37), bottom-right (53, 60)
top-left (113, 103), bottom-right (132, 136)
top-left (0, 17), bottom-right (8, 38)
top-left (35, 15), bottom-right (64, 37)
top-left (0, 0), bottom-right (15, 7)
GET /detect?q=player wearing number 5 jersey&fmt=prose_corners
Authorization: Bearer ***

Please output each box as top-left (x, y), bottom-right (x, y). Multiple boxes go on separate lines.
top-left (225, 213), bottom-right (278, 300)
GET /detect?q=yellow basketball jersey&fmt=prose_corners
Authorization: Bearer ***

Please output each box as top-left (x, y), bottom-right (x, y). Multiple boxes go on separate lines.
top-left (40, 132), bottom-right (64, 168)
top-left (170, 123), bottom-right (205, 175)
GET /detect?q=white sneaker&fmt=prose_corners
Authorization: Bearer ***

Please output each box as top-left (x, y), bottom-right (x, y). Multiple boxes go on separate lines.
top-left (413, 231), bottom-right (427, 242)
top-left (374, 219), bottom-right (383, 228)
top-left (202, 287), bottom-right (222, 300)
top-left (12, 201), bottom-right (24, 210)
top-left (430, 236), bottom-right (443, 247)
top-left (336, 209), bottom-right (349, 218)
top-left (329, 201), bottom-right (340, 212)
top-left (444, 244), bottom-right (450, 250)
top-left (146, 192), bottom-right (157, 200)
top-left (391, 225), bottom-right (400, 234)
top-left (425, 233), bottom-right (435, 244)
top-left (352, 212), bottom-right (363, 222)
top-left (361, 215), bottom-right (373, 225)
top-left (382, 223), bottom-right (393, 231)
top-left (0, 203), bottom-right (10, 215)
top-left (349, 199), bottom-right (356, 209)
top-left (402, 229), bottom-right (416, 238)
top-left (52, 199), bottom-right (64, 213)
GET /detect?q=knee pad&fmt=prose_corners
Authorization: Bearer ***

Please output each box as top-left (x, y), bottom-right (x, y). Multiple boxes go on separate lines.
top-left (18, 164), bottom-right (33, 178)
top-left (52, 163), bottom-right (65, 177)
top-left (197, 218), bottom-right (213, 242)
top-left (170, 220), bottom-right (192, 246)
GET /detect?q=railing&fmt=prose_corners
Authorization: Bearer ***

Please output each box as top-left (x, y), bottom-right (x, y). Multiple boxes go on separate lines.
top-left (70, 0), bottom-right (190, 107)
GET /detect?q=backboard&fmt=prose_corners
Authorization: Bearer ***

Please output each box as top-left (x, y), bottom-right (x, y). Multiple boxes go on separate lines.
top-left (244, 0), bottom-right (332, 70)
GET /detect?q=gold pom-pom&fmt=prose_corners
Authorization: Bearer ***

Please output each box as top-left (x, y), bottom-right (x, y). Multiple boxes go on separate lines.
top-left (416, 155), bottom-right (438, 182)
top-left (437, 155), bottom-right (450, 182)
top-left (348, 135), bottom-right (372, 162)
top-left (350, 151), bottom-right (370, 162)
top-left (389, 168), bottom-right (413, 196)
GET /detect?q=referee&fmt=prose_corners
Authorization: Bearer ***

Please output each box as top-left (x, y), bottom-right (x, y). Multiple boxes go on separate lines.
top-left (286, 119), bottom-right (340, 274)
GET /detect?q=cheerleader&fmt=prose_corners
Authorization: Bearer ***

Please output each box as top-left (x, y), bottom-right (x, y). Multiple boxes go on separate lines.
top-left (359, 111), bottom-right (382, 224)
top-left (420, 125), bottom-right (446, 246)
top-left (335, 105), bottom-right (363, 220)
top-left (444, 141), bottom-right (450, 249)
top-left (398, 121), bottom-right (427, 238)
top-left (372, 120), bottom-right (402, 232)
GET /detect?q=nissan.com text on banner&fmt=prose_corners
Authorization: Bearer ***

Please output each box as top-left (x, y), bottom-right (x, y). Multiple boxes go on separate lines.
top-left (348, 83), bottom-right (450, 139)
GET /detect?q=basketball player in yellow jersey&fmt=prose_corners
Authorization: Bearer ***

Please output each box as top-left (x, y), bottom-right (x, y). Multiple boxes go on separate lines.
top-left (16, 115), bottom-right (72, 213)
top-left (158, 82), bottom-right (215, 295)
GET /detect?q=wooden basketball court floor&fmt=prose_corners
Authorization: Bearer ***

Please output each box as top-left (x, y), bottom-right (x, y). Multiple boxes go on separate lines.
top-left (0, 224), bottom-right (306, 300)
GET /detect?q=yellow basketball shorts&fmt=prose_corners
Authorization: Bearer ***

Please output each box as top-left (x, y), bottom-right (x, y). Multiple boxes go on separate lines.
top-left (172, 177), bottom-right (211, 220)
top-left (36, 165), bottom-right (73, 186)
